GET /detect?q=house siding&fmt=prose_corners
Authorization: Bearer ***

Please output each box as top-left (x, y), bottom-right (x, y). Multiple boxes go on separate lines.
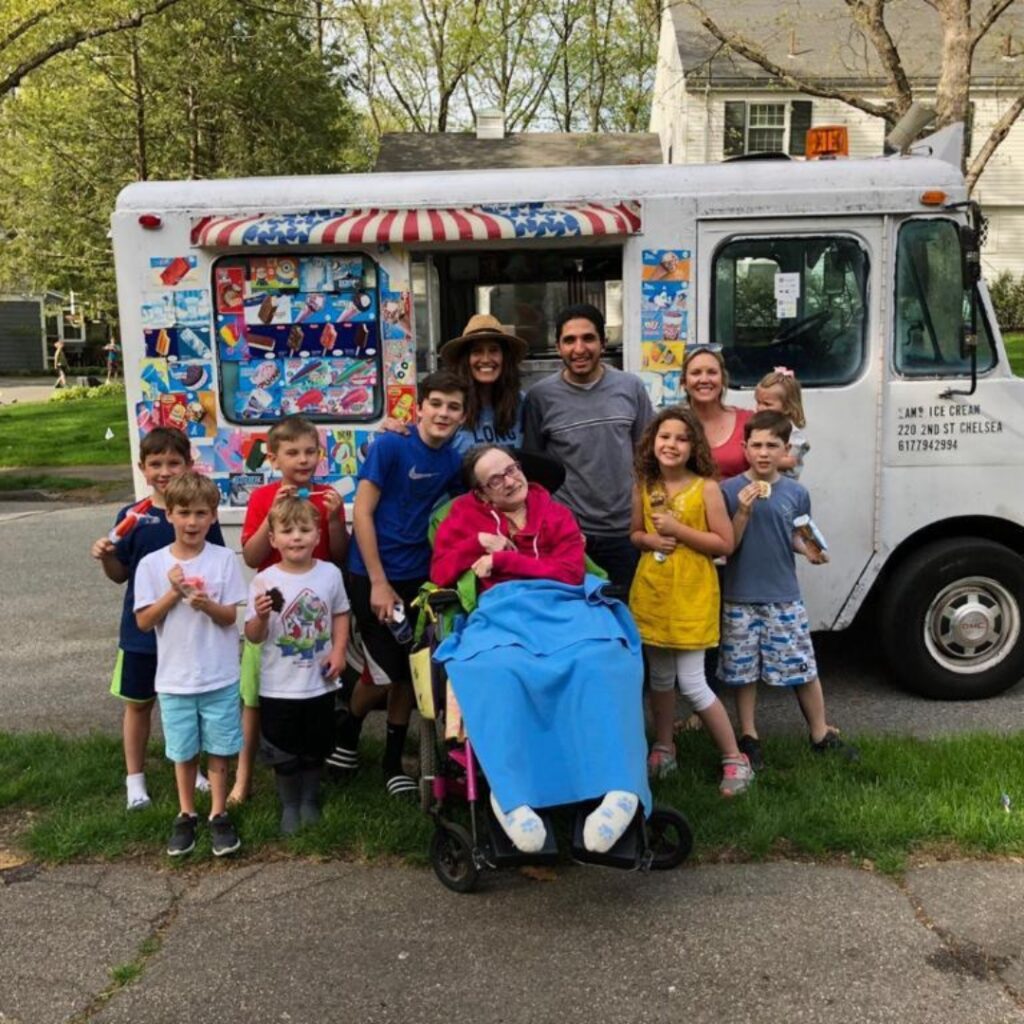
top-left (0, 298), bottom-right (45, 373)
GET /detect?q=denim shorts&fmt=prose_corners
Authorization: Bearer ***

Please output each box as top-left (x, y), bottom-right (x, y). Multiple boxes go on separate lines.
top-left (159, 683), bottom-right (243, 762)
top-left (716, 600), bottom-right (818, 687)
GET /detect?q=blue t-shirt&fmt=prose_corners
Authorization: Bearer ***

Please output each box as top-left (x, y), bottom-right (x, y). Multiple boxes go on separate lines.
top-left (114, 504), bottom-right (226, 654)
top-left (719, 474), bottom-right (811, 604)
top-left (347, 430), bottom-right (462, 581)
top-left (451, 393), bottom-right (526, 455)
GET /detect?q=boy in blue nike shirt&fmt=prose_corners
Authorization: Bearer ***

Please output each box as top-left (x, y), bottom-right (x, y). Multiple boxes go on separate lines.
top-left (333, 370), bottom-right (466, 796)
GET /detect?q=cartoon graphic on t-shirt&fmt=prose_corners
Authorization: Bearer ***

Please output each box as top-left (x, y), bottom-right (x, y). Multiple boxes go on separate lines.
top-left (275, 588), bottom-right (330, 662)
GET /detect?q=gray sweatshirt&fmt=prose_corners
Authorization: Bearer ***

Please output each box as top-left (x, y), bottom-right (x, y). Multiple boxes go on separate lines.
top-left (523, 366), bottom-right (653, 536)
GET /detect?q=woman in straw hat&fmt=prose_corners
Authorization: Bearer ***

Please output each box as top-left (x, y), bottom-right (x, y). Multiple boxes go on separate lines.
top-left (380, 314), bottom-right (529, 454)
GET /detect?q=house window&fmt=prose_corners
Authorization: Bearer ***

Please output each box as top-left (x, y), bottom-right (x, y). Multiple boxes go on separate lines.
top-left (724, 100), bottom-right (813, 158)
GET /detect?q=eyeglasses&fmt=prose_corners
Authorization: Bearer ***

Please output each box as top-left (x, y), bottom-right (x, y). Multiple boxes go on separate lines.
top-left (481, 461), bottom-right (523, 492)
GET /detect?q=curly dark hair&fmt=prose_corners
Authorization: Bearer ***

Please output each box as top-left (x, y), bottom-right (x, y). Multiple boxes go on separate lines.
top-left (634, 405), bottom-right (717, 487)
top-left (449, 338), bottom-right (522, 434)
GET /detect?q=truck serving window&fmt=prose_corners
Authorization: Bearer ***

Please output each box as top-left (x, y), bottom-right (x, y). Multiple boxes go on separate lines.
top-left (894, 219), bottom-right (995, 377)
top-left (213, 253), bottom-right (382, 424)
top-left (712, 235), bottom-right (868, 386)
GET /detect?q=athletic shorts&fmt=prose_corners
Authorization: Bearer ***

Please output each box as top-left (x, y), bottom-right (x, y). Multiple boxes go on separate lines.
top-left (109, 650), bottom-right (157, 703)
top-left (717, 600), bottom-right (818, 688)
top-left (347, 573), bottom-right (424, 687)
top-left (159, 683), bottom-right (243, 763)
top-left (260, 692), bottom-right (335, 765)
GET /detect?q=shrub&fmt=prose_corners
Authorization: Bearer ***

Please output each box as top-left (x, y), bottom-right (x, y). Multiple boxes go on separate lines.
top-left (48, 381), bottom-right (126, 403)
top-left (988, 270), bottom-right (1024, 331)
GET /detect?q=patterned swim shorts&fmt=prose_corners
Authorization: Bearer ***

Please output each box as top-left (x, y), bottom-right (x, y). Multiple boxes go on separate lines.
top-left (716, 600), bottom-right (818, 687)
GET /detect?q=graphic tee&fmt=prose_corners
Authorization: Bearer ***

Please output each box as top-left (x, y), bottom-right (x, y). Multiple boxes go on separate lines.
top-left (247, 561), bottom-right (350, 699)
top-left (134, 543), bottom-right (247, 694)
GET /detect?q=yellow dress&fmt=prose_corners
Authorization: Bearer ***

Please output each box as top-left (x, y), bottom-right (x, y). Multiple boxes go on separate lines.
top-left (628, 478), bottom-right (720, 649)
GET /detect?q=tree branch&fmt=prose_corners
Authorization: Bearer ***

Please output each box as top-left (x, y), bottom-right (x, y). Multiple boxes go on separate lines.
top-left (966, 92), bottom-right (1024, 191)
top-left (0, 5), bottom-right (58, 56)
top-left (971, 0), bottom-right (1017, 48)
top-left (0, 0), bottom-right (189, 99)
top-left (843, 0), bottom-right (912, 112)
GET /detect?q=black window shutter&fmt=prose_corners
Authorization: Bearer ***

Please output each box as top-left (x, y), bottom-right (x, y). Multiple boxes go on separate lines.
top-left (964, 101), bottom-right (975, 157)
top-left (724, 101), bottom-right (746, 158)
top-left (789, 100), bottom-right (813, 155)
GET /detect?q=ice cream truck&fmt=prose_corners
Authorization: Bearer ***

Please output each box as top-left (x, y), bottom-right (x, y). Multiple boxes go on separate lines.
top-left (111, 124), bottom-right (1024, 700)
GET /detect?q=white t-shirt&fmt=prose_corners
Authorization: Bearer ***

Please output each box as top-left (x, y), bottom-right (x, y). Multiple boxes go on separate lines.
top-left (134, 543), bottom-right (247, 695)
top-left (247, 560), bottom-right (350, 700)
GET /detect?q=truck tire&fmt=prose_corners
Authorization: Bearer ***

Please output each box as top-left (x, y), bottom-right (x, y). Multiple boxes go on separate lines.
top-left (879, 539), bottom-right (1024, 700)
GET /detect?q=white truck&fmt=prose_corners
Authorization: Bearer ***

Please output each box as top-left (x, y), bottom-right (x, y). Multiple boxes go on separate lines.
top-left (111, 125), bottom-right (1024, 701)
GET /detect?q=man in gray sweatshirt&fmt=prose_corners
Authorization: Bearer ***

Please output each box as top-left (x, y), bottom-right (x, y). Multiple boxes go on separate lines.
top-left (523, 303), bottom-right (653, 589)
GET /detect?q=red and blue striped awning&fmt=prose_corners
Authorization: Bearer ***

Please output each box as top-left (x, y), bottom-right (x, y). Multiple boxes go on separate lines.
top-left (191, 201), bottom-right (642, 247)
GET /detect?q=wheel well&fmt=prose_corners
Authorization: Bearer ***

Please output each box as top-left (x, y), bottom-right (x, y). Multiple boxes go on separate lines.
top-left (856, 516), bottom-right (1024, 624)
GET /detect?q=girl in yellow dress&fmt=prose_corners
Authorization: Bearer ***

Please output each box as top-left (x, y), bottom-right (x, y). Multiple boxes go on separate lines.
top-left (629, 407), bottom-right (753, 797)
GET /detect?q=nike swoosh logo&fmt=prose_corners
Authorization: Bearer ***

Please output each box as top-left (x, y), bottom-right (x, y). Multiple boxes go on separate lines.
top-left (408, 467), bottom-right (438, 480)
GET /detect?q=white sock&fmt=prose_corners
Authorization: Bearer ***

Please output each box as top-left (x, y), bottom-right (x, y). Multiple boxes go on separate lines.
top-left (489, 792), bottom-right (547, 854)
top-left (126, 772), bottom-right (150, 810)
top-left (583, 791), bottom-right (639, 854)
top-left (195, 769), bottom-right (210, 793)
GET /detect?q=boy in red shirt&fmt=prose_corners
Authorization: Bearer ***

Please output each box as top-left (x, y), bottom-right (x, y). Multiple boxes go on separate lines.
top-left (234, 415), bottom-right (347, 802)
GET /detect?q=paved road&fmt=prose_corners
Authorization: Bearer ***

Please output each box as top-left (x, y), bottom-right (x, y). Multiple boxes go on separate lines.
top-left (2, 500), bottom-right (1022, 739)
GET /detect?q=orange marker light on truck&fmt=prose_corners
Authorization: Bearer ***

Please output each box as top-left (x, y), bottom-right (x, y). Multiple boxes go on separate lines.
top-left (806, 125), bottom-right (849, 159)
top-left (920, 191), bottom-right (947, 206)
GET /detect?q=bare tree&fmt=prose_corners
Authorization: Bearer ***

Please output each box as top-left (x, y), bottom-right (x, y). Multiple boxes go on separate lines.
top-left (674, 0), bottom-right (1024, 190)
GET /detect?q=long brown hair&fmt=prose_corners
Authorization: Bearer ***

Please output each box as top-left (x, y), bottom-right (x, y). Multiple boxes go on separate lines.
top-left (634, 406), bottom-right (717, 488)
top-left (451, 338), bottom-right (522, 434)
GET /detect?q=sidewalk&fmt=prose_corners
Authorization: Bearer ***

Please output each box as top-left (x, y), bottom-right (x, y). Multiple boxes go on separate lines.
top-left (2, 856), bottom-right (1022, 1023)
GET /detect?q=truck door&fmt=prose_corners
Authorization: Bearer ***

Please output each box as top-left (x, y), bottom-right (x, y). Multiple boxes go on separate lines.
top-left (696, 218), bottom-right (884, 630)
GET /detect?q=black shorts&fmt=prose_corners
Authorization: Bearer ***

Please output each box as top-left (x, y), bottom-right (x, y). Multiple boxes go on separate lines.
top-left (347, 574), bottom-right (424, 686)
top-left (260, 692), bottom-right (336, 764)
top-left (110, 650), bottom-right (157, 703)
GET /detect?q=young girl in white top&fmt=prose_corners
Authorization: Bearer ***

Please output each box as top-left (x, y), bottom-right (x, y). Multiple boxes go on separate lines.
top-left (755, 368), bottom-right (809, 479)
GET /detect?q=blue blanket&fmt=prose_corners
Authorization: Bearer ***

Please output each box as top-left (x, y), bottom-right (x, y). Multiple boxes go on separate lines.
top-left (433, 575), bottom-right (652, 815)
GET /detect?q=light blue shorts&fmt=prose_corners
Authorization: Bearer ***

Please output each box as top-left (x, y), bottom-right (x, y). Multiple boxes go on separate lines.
top-left (717, 600), bottom-right (818, 687)
top-left (159, 683), bottom-right (243, 763)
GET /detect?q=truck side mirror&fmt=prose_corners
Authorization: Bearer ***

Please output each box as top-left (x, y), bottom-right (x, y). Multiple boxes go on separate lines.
top-left (959, 224), bottom-right (981, 289)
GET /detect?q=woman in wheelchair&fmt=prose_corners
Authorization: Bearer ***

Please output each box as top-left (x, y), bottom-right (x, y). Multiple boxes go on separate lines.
top-left (430, 445), bottom-right (652, 856)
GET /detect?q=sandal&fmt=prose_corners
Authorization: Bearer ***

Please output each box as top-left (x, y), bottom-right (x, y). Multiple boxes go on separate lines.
top-left (647, 743), bottom-right (678, 780)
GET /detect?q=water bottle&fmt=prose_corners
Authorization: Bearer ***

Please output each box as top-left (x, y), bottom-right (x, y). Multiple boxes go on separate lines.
top-left (387, 601), bottom-right (413, 646)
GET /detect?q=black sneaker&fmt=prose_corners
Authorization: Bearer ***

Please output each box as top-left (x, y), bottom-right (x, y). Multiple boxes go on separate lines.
top-left (167, 813), bottom-right (198, 857)
top-left (209, 812), bottom-right (241, 856)
top-left (810, 729), bottom-right (860, 762)
top-left (738, 734), bottom-right (765, 772)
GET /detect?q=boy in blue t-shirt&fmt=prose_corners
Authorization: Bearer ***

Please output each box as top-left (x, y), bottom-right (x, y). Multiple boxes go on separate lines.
top-left (717, 411), bottom-right (856, 770)
top-left (91, 428), bottom-right (226, 810)
top-left (334, 370), bottom-right (466, 796)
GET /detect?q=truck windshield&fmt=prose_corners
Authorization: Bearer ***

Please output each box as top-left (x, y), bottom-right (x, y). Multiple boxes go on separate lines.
top-left (712, 235), bottom-right (868, 386)
top-left (894, 218), bottom-right (996, 377)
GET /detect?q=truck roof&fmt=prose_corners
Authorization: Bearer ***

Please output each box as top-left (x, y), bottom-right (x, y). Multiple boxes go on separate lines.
top-left (114, 153), bottom-right (966, 222)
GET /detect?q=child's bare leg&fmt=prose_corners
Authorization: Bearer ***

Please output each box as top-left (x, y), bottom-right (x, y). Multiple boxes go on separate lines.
top-left (174, 757), bottom-right (199, 816)
top-left (733, 683), bottom-right (759, 738)
top-left (697, 699), bottom-right (742, 761)
top-left (229, 705), bottom-right (259, 804)
top-left (123, 700), bottom-right (153, 775)
top-left (206, 755), bottom-right (230, 818)
top-left (793, 678), bottom-right (828, 743)
top-left (649, 688), bottom-right (676, 749)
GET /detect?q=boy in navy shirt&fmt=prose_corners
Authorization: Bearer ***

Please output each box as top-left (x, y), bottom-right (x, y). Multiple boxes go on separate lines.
top-left (333, 370), bottom-right (466, 796)
top-left (91, 428), bottom-right (225, 809)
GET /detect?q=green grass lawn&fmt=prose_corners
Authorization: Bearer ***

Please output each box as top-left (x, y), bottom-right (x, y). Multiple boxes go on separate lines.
top-left (5, 729), bottom-right (1024, 874)
top-left (0, 394), bottom-right (132, 467)
top-left (1004, 331), bottom-right (1024, 376)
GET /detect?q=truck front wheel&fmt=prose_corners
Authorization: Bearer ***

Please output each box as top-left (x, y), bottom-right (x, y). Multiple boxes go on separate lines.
top-left (880, 539), bottom-right (1024, 700)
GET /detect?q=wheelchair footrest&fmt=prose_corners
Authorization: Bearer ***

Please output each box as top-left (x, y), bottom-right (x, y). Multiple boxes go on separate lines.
top-left (485, 803), bottom-right (559, 865)
top-left (570, 806), bottom-right (644, 869)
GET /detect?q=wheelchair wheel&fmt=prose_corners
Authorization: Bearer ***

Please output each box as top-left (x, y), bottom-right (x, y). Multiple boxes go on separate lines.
top-left (646, 806), bottom-right (693, 870)
top-left (429, 823), bottom-right (479, 893)
top-left (418, 715), bottom-right (437, 813)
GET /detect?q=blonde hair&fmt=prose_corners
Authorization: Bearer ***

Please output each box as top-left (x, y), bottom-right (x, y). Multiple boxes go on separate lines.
top-left (682, 347), bottom-right (729, 407)
top-left (267, 415), bottom-right (319, 453)
top-left (165, 472), bottom-right (220, 512)
top-left (756, 371), bottom-right (806, 428)
top-left (268, 495), bottom-right (320, 533)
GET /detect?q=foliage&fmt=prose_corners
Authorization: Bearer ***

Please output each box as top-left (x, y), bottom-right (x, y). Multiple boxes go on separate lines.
top-left (49, 381), bottom-right (125, 403)
top-left (1004, 332), bottom-right (1024, 377)
top-left (0, 394), bottom-right (130, 466)
top-left (0, 0), bottom-right (364, 308)
top-left (988, 270), bottom-right (1024, 331)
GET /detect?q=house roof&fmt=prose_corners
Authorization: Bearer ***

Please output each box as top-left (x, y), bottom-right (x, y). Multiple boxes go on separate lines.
top-left (373, 132), bottom-right (663, 172)
top-left (671, 0), bottom-right (1024, 88)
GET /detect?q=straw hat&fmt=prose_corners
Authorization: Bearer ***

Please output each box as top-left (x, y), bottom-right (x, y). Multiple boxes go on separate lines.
top-left (438, 313), bottom-right (529, 367)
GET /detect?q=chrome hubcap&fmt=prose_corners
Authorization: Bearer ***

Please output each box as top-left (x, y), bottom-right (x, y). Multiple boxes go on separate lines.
top-left (924, 576), bottom-right (1020, 675)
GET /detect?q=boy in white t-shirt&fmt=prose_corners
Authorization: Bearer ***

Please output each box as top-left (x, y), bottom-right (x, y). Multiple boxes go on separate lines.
top-left (135, 473), bottom-right (247, 858)
top-left (245, 496), bottom-right (350, 835)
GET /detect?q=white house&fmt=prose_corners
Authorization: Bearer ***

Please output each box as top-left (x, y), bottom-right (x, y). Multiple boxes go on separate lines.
top-left (651, 0), bottom-right (1024, 277)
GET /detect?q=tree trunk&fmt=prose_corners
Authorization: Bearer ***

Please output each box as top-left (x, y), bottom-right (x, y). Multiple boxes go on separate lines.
top-left (129, 34), bottom-right (148, 181)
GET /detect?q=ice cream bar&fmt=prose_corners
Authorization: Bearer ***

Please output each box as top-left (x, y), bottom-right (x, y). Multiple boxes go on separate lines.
top-left (257, 295), bottom-right (278, 324)
top-left (160, 257), bottom-right (191, 287)
top-left (296, 389), bottom-right (324, 411)
top-left (108, 498), bottom-right (156, 544)
top-left (219, 322), bottom-right (241, 348)
top-left (793, 514), bottom-right (828, 557)
top-left (288, 325), bottom-right (304, 353)
top-left (296, 294), bottom-right (325, 323)
top-left (321, 323), bottom-right (337, 352)
top-left (288, 359), bottom-right (322, 385)
top-left (246, 333), bottom-right (275, 354)
top-left (156, 329), bottom-right (172, 356)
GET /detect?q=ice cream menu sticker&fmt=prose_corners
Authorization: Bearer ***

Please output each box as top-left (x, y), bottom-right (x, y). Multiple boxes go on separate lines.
top-left (213, 253), bottom-right (383, 424)
top-left (641, 250), bottom-right (689, 349)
